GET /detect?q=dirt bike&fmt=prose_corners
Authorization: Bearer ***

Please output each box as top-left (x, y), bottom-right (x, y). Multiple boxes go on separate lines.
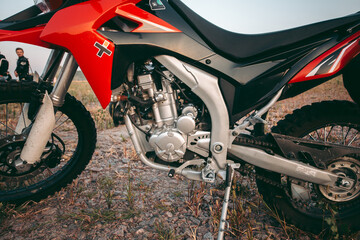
top-left (0, 0), bottom-right (360, 238)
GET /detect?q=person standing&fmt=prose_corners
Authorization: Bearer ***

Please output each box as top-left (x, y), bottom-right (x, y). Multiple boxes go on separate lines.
top-left (0, 52), bottom-right (10, 81)
top-left (14, 48), bottom-right (30, 81)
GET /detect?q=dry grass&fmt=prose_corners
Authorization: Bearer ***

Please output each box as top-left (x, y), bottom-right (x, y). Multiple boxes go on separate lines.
top-left (68, 81), bottom-right (114, 130)
top-left (0, 76), bottom-right (358, 239)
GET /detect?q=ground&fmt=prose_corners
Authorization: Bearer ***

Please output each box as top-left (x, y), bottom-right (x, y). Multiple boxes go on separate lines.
top-left (0, 77), bottom-right (359, 240)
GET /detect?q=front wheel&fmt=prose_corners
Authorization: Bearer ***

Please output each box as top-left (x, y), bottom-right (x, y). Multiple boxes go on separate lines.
top-left (0, 81), bottom-right (96, 204)
top-left (256, 100), bottom-right (360, 234)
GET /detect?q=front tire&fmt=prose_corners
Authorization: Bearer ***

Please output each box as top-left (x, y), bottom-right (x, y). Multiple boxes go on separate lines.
top-left (0, 81), bottom-right (97, 204)
top-left (256, 100), bottom-right (360, 234)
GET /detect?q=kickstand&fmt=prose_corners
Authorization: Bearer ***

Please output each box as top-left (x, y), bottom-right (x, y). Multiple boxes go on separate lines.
top-left (217, 163), bottom-right (240, 240)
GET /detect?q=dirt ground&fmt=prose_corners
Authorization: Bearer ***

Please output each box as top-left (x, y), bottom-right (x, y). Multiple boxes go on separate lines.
top-left (0, 77), bottom-right (358, 240)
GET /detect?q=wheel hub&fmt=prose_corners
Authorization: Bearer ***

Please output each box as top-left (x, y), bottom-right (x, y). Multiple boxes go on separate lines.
top-left (319, 157), bottom-right (360, 202)
top-left (0, 140), bottom-right (33, 176)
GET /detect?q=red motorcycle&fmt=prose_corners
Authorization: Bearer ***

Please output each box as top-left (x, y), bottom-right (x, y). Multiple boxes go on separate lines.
top-left (0, 0), bottom-right (360, 238)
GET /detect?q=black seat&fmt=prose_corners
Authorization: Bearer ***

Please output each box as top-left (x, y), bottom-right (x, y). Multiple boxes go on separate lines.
top-left (169, 0), bottom-right (360, 62)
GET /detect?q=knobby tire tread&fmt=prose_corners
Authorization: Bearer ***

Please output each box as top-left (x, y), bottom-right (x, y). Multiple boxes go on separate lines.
top-left (256, 100), bottom-right (360, 234)
top-left (0, 80), bottom-right (97, 204)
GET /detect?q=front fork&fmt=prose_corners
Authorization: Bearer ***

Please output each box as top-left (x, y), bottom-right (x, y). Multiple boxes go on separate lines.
top-left (19, 51), bottom-right (77, 165)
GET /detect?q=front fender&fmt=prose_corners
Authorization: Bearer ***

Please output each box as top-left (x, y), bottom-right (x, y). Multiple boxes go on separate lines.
top-left (40, 0), bottom-right (140, 108)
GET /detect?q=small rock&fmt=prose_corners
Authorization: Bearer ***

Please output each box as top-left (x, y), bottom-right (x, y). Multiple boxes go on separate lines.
top-left (165, 211), bottom-right (173, 218)
top-left (149, 217), bottom-right (157, 225)
top-left (135, 228), bottom-right (145, 235)
top-left (136, 201), bottom-right (144, 209)
top-left (203, 194), bottom-right (212, 203)
top-left (139, 221), bottom-right (148, 227)
top-left (162, 201), bottom-right (172, 206)
top-left (190, 216), bottom-right (201, 225)
top-left (114, 225), bottom-right (127, 237)
top-left (113, 190), bottom-right (122, 196)
top-left (88, 167), bottom-right (102, 172)
top-left (203, 232), bottom-right (214, 240)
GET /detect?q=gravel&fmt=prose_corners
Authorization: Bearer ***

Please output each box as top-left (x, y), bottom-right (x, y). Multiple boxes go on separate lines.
top-left (0, 77), bottom-right (358, 239)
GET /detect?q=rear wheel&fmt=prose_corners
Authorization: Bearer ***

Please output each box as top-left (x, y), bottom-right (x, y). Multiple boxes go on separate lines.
top-left (343, 55), bottom-right (360, 105)
top-left (256, 101), bottom-right (360, 234)
top-left (0, 81), bottom-right (96, 204)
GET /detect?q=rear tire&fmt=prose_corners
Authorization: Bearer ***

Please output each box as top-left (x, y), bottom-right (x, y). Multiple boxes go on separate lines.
top-left (256, 100), bottom-right (360, 234)
top-left (0, 80), bottom-right (97, 204)
top-left (343, 55), bottom-right (360, 105)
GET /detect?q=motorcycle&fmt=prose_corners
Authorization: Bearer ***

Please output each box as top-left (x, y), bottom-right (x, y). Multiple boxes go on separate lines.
top-left (0, 0), bottom-right (360, 238)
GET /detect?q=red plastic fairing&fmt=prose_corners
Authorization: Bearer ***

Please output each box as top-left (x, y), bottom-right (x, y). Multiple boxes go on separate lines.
top-left (40, 0), bottom-right (142, 109)
top-left (115, 3), bottom-right (181, 33)
top-left (0, 26), bottom-right (50, 48)
top-left (289, 31), bottom-right (360, 84)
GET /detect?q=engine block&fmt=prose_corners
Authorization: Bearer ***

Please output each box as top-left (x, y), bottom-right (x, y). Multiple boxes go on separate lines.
top-left (149, 128), bottom-right (186, 162)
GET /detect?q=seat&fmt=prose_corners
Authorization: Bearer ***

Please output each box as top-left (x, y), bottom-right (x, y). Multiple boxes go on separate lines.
top-left (169, 0), bottom-right (360, 62)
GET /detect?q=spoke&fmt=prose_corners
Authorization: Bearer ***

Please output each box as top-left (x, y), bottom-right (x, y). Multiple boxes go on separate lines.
top-left (46, 167), bottom-right (54, 176)
top-left (53, 117), bottom-right (70, 131)
top-left (348, 132), bottom-right (360, 146)
top-left (344, 126), bottom-right (351, 145)
top-left (315, 130), bottom-right (321, 141)
top-left (55, 113), bottom-right (64, 123)
top-left (325, 125), bottom-right (334, 142)
top-left (308, 133), bottom-right (316, 140)
top-left (0, 121), bottom-right (16, 134)
top-left (323, 127), bottom-right (327, 143)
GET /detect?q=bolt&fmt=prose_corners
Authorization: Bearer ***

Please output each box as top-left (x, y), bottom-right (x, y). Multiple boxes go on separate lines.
top-left (232, 131), bottom-right (238, 136)
top-left (214, 144), bottom-right (223, 152)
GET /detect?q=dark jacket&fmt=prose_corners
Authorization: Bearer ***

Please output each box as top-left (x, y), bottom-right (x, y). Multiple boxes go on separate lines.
top-left (16, 56), bottom-right (29, 80)
top-left (0, 54), bottom-right (8, 76)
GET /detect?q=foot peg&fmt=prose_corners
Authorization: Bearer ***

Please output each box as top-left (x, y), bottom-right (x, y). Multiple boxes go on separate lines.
top-left (168, 169), bottom-right (175, 178)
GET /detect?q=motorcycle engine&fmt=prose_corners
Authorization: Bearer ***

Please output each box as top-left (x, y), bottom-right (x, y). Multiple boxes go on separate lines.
top-left (124, 63), bottom-right (206, 163)
top-left (149, 105), bottom-right (198, 162)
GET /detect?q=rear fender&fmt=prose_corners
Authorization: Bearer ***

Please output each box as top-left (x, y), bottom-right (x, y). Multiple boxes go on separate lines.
top-left (289, 31), bottom-right (360, 84)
